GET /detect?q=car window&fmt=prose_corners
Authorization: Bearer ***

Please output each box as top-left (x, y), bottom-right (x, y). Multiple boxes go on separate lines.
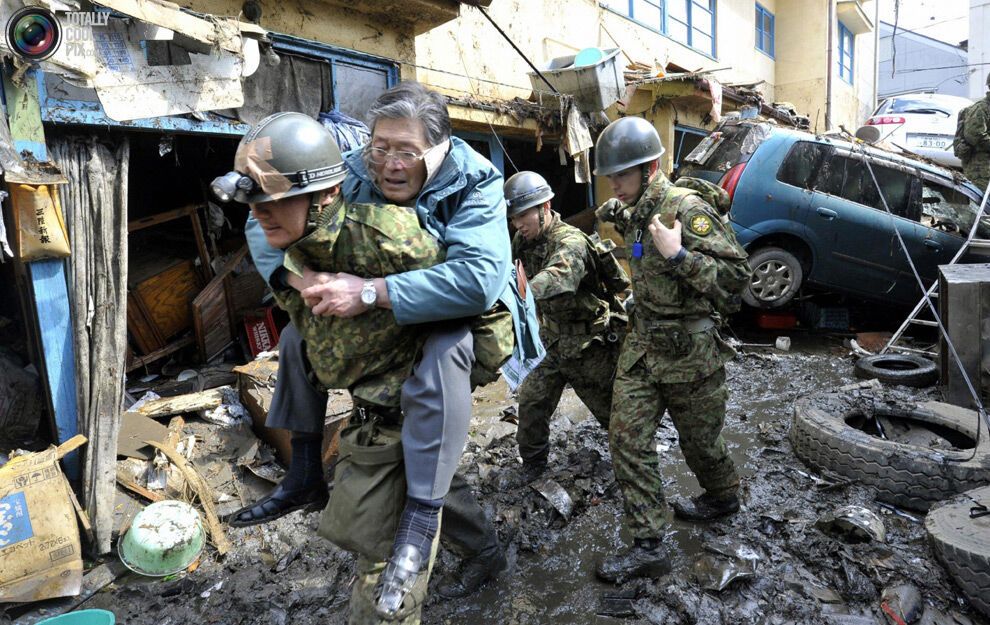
top-left (814, 155), bottom-right (918, 220)
top-left (920, 181), bottom-right (990, 238)
top-left (777, 141), bottom-right (832, 189)
top-left (888, 98), bottom-right (953, 116)
top-left (683, 123), bottom-right (772, 173)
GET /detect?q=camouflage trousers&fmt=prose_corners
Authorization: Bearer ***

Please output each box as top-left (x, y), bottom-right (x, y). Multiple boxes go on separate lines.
top-left (516, 336), bottom-right (620, 464)
top-left (348, 514), bottom-right (442, 625)
top-left (609, 365), bottom-right (738, 539)
top-left (964, 153), bottom-right (989, 192)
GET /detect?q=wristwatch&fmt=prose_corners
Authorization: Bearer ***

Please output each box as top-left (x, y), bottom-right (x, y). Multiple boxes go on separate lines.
top-left (360, 279), bottom-right (377, 308)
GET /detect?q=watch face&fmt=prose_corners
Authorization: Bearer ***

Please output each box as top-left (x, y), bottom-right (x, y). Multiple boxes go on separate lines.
top-left (361, 286), bottom-right (376, 305)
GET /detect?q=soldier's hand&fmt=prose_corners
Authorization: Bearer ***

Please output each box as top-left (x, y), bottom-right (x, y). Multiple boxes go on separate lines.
top-left (294, 267), bottom-right (332, 307)
top-left (303, 272), bottom-right (367, 318)
top-left (648, 215), bottom-right (682, 258)
top-left (595, 198), bottom-right (622, 222)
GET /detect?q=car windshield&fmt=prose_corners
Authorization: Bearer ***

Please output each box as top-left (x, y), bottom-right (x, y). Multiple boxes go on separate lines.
top-left (681, 122), bottom-right (772, 175)
top-left (887, 98), bottom-right (954, 116)
top-left (920, 183), bottom-right (990, 238)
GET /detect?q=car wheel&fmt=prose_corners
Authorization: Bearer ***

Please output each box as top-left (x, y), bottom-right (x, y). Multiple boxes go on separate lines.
top-left (790, 392), bottom-right (990, 512)
top-left (926, 486), bottom-right (990, 619)
top-left (742, 247), bottom-right (803, 309)
top-left (854, 354), bottom-right (939, 388)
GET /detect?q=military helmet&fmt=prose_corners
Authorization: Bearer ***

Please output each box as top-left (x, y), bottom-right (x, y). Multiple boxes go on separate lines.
top-left (593, 116), bottom-right (665, 177)
top-left (219, 112), bottom-right (347, 204)
top-left (504, 171), bottom-right (554, 217)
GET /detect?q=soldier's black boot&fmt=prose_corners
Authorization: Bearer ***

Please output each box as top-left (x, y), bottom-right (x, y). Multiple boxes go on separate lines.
top-left (671, 493), bottom-right (740, 521)
top-left (595, 538), bottom-right (671, 582)
top-left (435, 543), bottom-right (508, 598)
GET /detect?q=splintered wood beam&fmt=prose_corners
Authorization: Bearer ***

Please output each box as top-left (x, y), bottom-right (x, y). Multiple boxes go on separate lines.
top-left (133, 386), bottom-right (231, 418)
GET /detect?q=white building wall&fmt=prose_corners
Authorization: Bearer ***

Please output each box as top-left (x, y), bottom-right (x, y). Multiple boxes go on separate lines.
top-left (971, 0), bottom-right (990, 99)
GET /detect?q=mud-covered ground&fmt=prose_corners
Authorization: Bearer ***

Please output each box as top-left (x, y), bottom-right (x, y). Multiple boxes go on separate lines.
top-left (10, 337), bottom-right (988, 625)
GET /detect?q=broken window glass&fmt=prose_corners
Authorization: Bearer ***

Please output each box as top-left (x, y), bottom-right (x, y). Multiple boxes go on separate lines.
top-left (683, 123), bottom-right (771, 173)
top-left (920, 181), bottom-right (990, 238)
top-left (814, 156), bottom-right (917, 220)
top-left (777, 141), bottom-right (831, 189)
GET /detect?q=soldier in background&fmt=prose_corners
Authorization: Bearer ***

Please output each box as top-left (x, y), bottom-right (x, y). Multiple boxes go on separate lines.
top-left (958, 73), bottom-right (990, 191)
top-left (505, 171), bottom-right (629, 484)
top-left (592, 117), bottom-right (751, 582)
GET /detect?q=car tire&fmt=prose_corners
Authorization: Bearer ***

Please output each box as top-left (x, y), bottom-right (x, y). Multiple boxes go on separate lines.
top-left (742, 247), bottom-right (803, 309)
top-left (926, 486), bottom-right (990, 618)
top-left (854, 354), bottom-right (939, 388)
top-left (790, 393), bottom-right (990, 512)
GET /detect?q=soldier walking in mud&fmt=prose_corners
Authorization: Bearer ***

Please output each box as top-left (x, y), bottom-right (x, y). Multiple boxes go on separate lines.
top-left (505, 171), bottom-right (629, 484)
top-left (592, 117), bottom-right (752, 581)
top-left (957, 73), bottom-right (990, 191)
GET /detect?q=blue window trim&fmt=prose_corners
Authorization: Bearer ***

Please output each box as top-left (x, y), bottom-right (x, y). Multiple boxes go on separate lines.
top-left (755, 3), bottom-right (774, 59)
top-left (454, 130), bottom-right (505, 175)
top-left (36, 32), bottom-right (399, 135)
top-left (838, 21), bottom-right (854, 85)
top-left (673, 124), bottom-right (707, 169)
top-left (600, 1), bottom-right (717, 59)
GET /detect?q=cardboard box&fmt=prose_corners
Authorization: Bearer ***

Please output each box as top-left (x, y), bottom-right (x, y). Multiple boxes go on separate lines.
top-left (0, 436), bottom-right (86, 602)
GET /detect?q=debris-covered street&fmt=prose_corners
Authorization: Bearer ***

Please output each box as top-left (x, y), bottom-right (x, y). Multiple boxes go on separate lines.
top-left (32, 336), bottom-right (973, 625)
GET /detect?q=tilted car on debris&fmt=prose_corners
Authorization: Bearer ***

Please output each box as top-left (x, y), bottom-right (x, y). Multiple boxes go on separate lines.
top-left (678, 120), bottom-right (989, 309)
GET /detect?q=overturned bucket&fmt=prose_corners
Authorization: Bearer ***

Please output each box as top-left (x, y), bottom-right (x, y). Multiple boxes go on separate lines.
top-left (118, 500), bottom-right (205, 576)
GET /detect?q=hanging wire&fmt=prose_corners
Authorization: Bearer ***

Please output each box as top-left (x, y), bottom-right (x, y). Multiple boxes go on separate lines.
top-left (853, 141), bottom-right (990, 461)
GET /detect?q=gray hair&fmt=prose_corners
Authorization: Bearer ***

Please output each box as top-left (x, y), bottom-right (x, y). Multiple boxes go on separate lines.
top-left (366, 82), bottom-right (451, 146)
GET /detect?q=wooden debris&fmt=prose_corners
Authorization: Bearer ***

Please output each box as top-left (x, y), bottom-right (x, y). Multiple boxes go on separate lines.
top-left (146, 440), bottom-right (232, 555)
top-left (134, 386), bottom-right (231, 418)
top-left (116, 473), bottom-right (165, 503)
top-left (11, 560), bottom-right (127, 625)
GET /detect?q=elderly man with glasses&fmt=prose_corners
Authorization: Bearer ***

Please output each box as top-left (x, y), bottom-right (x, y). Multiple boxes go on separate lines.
top-left (236, 82), bottom-right (537, 610)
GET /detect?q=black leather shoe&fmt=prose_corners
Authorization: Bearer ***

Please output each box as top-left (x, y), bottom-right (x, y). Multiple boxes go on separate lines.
top-left (596, 538), bottom-right (671, 583)
top-left (671, 493), bottom-right (740, 522)
top-left (375, 543), bottom-right (427, 619)
top-left (226, 482), bottom-right (328, 528)
top-left (435, 544), bottom-right (507, 599)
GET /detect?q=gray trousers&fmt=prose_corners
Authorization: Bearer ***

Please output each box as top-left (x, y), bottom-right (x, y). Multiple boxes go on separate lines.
top-left (268, 324), bottom-right (496, 553)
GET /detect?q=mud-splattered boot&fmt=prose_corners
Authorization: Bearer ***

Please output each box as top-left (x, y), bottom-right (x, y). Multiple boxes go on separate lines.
top-left (435, 543), bottom-right (507, 598)
top-left (671, 493), bottom-right (740, 521)
top-left (595, 538), bottom-right (671, 582)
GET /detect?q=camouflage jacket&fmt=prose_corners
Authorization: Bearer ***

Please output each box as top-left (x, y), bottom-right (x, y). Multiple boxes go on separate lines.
top-left (512, 212), bottom-right (624, 357)
top-left (274, 196), bottom-right (444, 408)
top-left (963, 95), bottom-right (990, 156)
top-left (597, 173), bottom-right (751, 382)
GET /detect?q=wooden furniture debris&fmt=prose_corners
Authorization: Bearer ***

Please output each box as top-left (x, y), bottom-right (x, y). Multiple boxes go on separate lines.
top-left (133, 386), bottom-right (233, 418)
top-left (147, 440), bottom-right (232, 555)
top-left (192, 246), bottom-right (249, 362)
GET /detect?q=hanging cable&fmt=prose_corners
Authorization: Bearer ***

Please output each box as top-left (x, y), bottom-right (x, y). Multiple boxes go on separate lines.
top-left (466, 3), bottom-right (561, 97)
top-left (854, 142), bottom-right (990, 461)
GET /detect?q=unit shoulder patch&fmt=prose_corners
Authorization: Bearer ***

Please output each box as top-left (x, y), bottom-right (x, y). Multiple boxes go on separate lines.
top-left (688, 213), bottom-right (713, 236)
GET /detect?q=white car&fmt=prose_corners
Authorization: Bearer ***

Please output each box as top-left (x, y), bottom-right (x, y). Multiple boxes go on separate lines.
top-left (865, 93), bottom-right (973, 168)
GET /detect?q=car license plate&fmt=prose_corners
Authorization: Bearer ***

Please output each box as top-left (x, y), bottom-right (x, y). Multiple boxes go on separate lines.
top-left (907, 134), bottom-right (951, 150)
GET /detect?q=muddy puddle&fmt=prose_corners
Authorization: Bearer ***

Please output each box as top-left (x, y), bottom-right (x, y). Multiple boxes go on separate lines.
top-left (18, 338), bottom-right (988, 625)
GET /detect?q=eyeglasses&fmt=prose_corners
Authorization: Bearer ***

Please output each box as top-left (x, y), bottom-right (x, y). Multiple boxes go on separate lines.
top-left (366, 146), bottom-right (428, 168)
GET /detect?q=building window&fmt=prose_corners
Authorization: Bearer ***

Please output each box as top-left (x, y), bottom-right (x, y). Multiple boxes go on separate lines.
top-left (602, 0), bottom-right (716, 57)
top-left (838, 21), bottom-right (854, 84)
top-left (755, 3), bottom-right (774, 58)
top-left (672, 125), bottom-right (708, 173)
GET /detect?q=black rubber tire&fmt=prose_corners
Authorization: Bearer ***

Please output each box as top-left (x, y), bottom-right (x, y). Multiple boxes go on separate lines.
top-left (855, 354), bottom-right (938, 388)
top-left (926, 485), bottom-right (990, 618)
top-left (790, 394), bottom-right (990, 512)
top-left (742, 247), bottom-right (803, 309)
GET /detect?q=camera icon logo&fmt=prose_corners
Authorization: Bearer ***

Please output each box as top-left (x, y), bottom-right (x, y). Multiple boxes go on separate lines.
top-left (5, 6), bottom-right (62, 61)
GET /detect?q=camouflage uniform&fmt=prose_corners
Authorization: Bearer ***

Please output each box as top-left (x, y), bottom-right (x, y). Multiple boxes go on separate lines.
top-left (961, 94), bottom-right (990, 191)
top-left (596, 173), bottom-right (751, 539)
top-left (274, 197), bottom-right (511, 625)
top-left (513, 212), bottom-right (627, 464)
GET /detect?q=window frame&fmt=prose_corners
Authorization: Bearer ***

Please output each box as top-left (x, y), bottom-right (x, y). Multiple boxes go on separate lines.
top-left (755, 3), bottom-right (775, 59)
top-left (838, 21), bottom-right (854, 85)
top-left (600, 0), bottom-right (717, 58)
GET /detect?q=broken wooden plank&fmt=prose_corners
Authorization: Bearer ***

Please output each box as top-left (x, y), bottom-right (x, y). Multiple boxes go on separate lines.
top-left (62, 477), bottom-right (95, 546)
top-left (116, 473), bottom-right (165, 503)
top-left (92, 0), bottom-right (251, 54)
top-left (126, 335), bottom-right (195, 372)
top-left (134, 386), bottom-right (231, 418)
top-left (146, 440), bottom-right (231, 555)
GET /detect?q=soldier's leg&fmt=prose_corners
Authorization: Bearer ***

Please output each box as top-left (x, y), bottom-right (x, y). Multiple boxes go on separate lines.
top-left (608, 358), bottom-right (667, 538)
top-left (434, 474), bottom-right (506, 599)
top-left (516, 350), bottom-right (566, 468)
top-left (664, 368), bottom-right (740, 521)
top-left (596, 346), bottom-right (671, 582)
top-left (228, 323), bottom-right (329, 527)
top-left (565, 338), bottom-right (620, 431)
